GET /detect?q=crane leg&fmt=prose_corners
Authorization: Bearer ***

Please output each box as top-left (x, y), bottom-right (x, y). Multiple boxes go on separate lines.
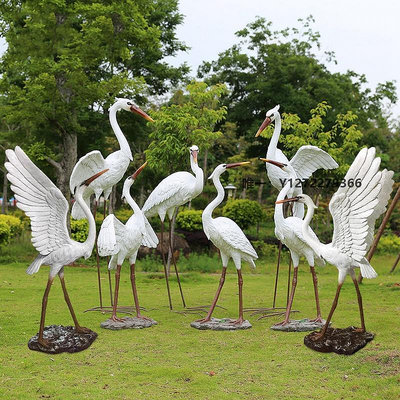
top-left (93, 200), bottom-right (103, 309)
top-left (275, 267), bottom-right (298, 326)
top-left (110, 265), bottom-right (124, 322)
top-left (286, 257), bottom-right (292, 307)
top-left (59, 271), bottom-right (90, 334)
top-left (313, 283), bottom-right (343, 341)
top-left (169, 220), bottom-right (186, 308)
top-left (38, 277), bottom-right (54, 348)
top-left (231, 269), bottom-right (244, 324)
top-left (104, 199), bottom-right (113, 307)
top-left (309, 266), bottom-right (323, 323)
top-left (130, 263), bottom-right (151, 320)
top-left (351, 275), bottom-right (366, 332)
top-left (196, 267), bottom-right (227, 323)
top-left (161, 221), bottom-right (173, 310)
top-left (272, 241), bottom-right (282, 308)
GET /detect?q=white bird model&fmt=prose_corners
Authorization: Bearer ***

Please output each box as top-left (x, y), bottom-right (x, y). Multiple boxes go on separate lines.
top-left (279, 147), bottom-right (394, 339)
top-left (255, 105), bottom-right (338, 218)
top-left (262, 158), bottom-right (325, 326)
top-left (5, 146), bottom-right (107, 348)
top-left (142, 145), bottom-right (204, 309)
top-left (97, 162), bottom-right (158, 322)
top-left (198, 162), bottom-right (258, 325)
top-left (70, 98), bottom-right (154, 219)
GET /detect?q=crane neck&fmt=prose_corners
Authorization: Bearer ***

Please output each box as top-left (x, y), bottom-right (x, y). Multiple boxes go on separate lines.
top-left (203, 172), bottom-right (225, 222)
top-left (267, 113), bottom-right (282, 159)
top-left (301, 201), bottom-right (323, 252)
top-left (123, 183), bottom-right (141, 215)
top-left (190, 157), bottom-right (204, 195)
top-left (75, 186), bottom-right (96, 250)
top-left (274, 181), bottom-right (291, 226)
top-left (109, 104), bottom-right (133, 161)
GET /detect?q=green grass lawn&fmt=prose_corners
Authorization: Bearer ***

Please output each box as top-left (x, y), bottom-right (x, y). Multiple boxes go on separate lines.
top-left (0, 255), bottom-right (399, 399)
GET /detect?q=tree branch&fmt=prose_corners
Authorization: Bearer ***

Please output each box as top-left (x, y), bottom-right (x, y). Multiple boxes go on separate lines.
top-left (45, 156), bottom-right (63, 174)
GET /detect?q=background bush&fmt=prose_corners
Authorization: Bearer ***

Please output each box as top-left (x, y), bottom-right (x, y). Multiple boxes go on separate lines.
top-left (71, 219), bottom-right (89, 243)
top-left (176, 209), bottom-right (203, 231)
top-left (376, 234), bottom-right (400, 255)
top-left (222, 199), bottom-right (264, 230)
top-left (0, 214), bottom-right (23, 237)
top-left (0, 221), bottom-right (10, 246)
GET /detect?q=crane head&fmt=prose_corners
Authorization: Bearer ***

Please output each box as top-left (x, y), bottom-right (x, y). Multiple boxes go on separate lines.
top-left (255, 105), bottom-right (280, 137)
top-left (113, 98), bottom-right (154, 122)
top-left (121, 161), bottom-right (147, 200)
top-left (190, 145), bottom-right (199, 164)
top-left (276, 194), bottom-right (317, 209)
top-left (208, 161), bottom-right (251, 180)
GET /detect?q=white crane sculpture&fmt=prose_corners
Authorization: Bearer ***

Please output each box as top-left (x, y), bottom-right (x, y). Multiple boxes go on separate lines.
top-left (70, 98), bottom-right (154, 219)
top-left (4, 146), bottom-right (108, 348)
top-left (142, 145), bottom-right (204, 310)
top-left (97, 162), bottom-right (158, 322)
top-left (198, 162), bottom-right (258, 325)
top-left (278, 147), bottom-right (394, 339)
top-left (261, 158), bottom-right (326, 326)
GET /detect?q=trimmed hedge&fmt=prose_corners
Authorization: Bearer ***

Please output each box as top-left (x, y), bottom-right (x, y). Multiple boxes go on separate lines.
top-left (176, 209), bottom-right (203, 232)
top-left (222, 199), bottom-right (264, 230)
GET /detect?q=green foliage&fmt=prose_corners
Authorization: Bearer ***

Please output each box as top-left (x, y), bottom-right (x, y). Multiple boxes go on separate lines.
top-left (145, 80), bottom-right (227, 173)
top-left (0, 221), bottom-right (10, 246)
top-left (222, 199), bottom-right (264, 230)
top-left (114, 208), bottom-right (133, 224)
top-left (9, 209), bottom-right (31, 230)
top-left (0, 214), bottom-right (23, 237)
top-left (176, 209), bottom-right (203, 232)
top-left (376, 235), bottom-right (400, 255)
top-left (70, 219), bottom-right (89, 243)
top-left (190, 195), bottom-right (209, 210)
top-left (251, 241), bottom-right (279, 259)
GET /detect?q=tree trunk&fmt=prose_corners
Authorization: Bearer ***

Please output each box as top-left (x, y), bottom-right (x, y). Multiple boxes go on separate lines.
top-left (139, 185), bottom-right (145, 208)
top-left (257, 182), bottom-right (264, 204)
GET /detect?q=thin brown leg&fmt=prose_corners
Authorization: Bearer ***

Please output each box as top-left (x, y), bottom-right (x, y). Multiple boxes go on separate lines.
top-left (352, 275), bottom-right (366, 332)
top-left (314, 283), bottom-right (343, 340)
top-left (130, 263), bottom-right (151, 320)
top-left (38, 277), bottom-right (54, 347)
top-left (272, 241), bottom-right (282, 308)
top-left (59, 272), bottom-right (90, 334)
top-left (286, 257), bottom-right (292, 307)
top-left (232, 269), bottom-right (244, 324)
top-left (309, 266), bottom-right (322, 322)
top-left (196, 267), bottom-right (227, 323)
top-left (276, 267), bottom-right (298, 325)
top-left (104, 199), bottom-right (113, 307)
top-left (161, 221), bottom-right (173, 310)
top-left (93, 200), bottom-right (103, 309)
top-left (169, 220), bottom-right (186, 308)
top-left (110, 265), bottom-right (124, 322)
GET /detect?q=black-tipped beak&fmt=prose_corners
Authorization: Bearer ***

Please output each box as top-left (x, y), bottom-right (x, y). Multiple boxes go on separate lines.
top-left (259, 158), bottom-right (287, 169)
top-left (131, 161), bottom-right (147, 180)
top-left (130, 105), bottom-right (154, 122)
top-left (276, 197), bottom-right (299, 204)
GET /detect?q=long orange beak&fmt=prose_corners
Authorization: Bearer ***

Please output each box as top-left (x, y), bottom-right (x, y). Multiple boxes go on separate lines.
top-left (255, 116), bottom-right (272, 137)
top-left (84, 169), bottom-right (109, 186)
top-left (276, 197), bottom-right (299, 204)
top-left (226, 161), bottom-right (251, 169)
top-left (259, 158), bottom-right (287, 169)
top-left (132, 161), bottom-right (147, 179)
top-left (130, 105), bottom-right (154, 122)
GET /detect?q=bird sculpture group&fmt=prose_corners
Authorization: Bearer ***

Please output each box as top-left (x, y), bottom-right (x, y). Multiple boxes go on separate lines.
top-left (4, 100), bottom-right (395, 355)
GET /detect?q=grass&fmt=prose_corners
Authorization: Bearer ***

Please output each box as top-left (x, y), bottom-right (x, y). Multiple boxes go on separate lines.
top-left (0, 254), bottom-right (399, 399)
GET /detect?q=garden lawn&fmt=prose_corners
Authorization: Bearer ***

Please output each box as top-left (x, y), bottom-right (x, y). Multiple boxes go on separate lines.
top-left (0, 255), bottom-right (399, 399)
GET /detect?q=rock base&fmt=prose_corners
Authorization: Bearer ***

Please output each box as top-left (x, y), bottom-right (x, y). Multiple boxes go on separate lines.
top-left (190, 317), bottom-right (252, 331)
top-left (100, 317), bottom-right (157, 330)
top-left (271, 318), bottom-right (328, 332)
top-left (304, 326), bottom-right (374, 355)
top-left (28, 325), bottom-right (97, 354)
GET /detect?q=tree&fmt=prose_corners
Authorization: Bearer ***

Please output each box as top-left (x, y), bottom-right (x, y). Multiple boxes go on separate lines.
top-left (198, 16), bottom-right (397, 145)
top-left (0, 0), bottom-right (188, 199)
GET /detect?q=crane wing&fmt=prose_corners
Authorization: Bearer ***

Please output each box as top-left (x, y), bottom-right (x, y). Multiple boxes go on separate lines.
top-left (142, 215), bottom-right (159, 248)
top-left (290, 145), bottom-right (338, 181)
top-left (97, 214), bottom-right (126, 256)
top-left (142, 172), bottom-right (193, 216)
top-left (5, 146), bottom-right (71, 255)
top-left (215, 217), bottom-right (258, 259)
top-left (330, 147), bottom-right (394, 262)
top-left (69, 150), bottom-right (105, 194)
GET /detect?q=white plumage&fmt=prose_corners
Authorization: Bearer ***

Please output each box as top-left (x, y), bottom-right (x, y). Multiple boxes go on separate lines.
top-left (5, 146), bottom-right (106, 347)
top-left (97, 164), bottom-right (158, 321)
top-left (256, 105), bottom-right (338, 217)
top-left (283, 147), bottom-right (394, 338)
top-left (70, 98), bottom-right (153, 219)
top-left (198, 162), bottom-right (258, 324)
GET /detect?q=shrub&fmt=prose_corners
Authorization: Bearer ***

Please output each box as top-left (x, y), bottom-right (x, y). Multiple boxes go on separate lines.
top-left (71, 219), bottom-right (89, 243)
top-left (0, 214), bottom-right (23, 237)
top-left (114, 208), bottom-right (132, 224)
top-left (0, 221), bottom-right (10, 246)
top-left (251, 240), bottom-right (279, 259)
top-left (176, 209), bottom-right (203, 232)
top-left (191, 195), bottom-right (209, 210)
top-left (376, 234), bottom-right (400, 255)
top-left (222, 199), bottom-right (264, 230)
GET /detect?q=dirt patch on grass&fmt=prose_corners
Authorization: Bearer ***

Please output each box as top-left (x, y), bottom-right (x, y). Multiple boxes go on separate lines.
top-left (363, 351), bottom-right (400, 376)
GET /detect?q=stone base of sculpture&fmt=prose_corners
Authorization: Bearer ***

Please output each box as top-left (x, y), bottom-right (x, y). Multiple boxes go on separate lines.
top-left (271, 318), bottom-right (327, 332)
top-left (28, 325), bottom-right (97, 354)
top-left (304, 326), bottom-right (374, 355)
top-left (190, 317), bottom-right (252, 331)
top-left (100, 317), bottom-right (157, 330)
